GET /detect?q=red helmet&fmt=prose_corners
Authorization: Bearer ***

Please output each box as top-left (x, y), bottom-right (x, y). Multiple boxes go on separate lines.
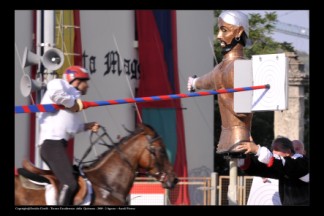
top-left (63, 66), bottom-right (90, 84)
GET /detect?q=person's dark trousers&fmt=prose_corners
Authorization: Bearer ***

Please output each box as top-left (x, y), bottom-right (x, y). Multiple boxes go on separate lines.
top-left (40, 139), bottom-right (79, 205)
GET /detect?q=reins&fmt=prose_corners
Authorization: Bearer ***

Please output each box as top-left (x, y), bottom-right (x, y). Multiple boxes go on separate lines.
top-left (77, 126), bottom-right (116, 167)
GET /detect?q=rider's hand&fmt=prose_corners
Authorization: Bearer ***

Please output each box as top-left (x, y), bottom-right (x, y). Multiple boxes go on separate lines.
top-left (187, 76), bottom-right (197, 92)
top-left (85, 122), bottom-right (100, 132)
top-left (66, 99), bottom-right (83, 112)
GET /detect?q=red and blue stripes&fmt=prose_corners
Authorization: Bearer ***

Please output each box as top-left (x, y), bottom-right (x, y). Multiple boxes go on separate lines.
top-left (15, 104), bottom-right (63, 114)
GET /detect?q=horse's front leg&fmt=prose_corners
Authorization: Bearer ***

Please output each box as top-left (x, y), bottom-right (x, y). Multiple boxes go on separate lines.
top-left (91, 187), bottom-right (126, 205)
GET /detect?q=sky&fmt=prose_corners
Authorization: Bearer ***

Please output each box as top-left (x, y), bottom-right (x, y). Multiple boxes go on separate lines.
top-left (242, 10), bottom-right (309, 54)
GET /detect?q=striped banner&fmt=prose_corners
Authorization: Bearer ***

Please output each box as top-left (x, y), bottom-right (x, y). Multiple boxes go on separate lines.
top-left (15, 84), bottom-right (269, 114)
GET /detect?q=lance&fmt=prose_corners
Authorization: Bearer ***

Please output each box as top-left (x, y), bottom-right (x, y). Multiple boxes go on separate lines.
top-left (15, 84), bottom-right (270, 114)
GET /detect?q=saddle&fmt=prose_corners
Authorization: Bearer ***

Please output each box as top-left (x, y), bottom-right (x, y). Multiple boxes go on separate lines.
top-left (20, 159), bottom-right (88, 205)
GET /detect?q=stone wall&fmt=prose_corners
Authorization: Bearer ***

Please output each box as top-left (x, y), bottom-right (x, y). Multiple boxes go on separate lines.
top-left (274, 52), bottom-right (309, 142)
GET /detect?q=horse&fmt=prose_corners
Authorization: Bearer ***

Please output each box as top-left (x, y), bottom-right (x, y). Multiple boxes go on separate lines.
top-left (15, 123), bottom-right (178, 205)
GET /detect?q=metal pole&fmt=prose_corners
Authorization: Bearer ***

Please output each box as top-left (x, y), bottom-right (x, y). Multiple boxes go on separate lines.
top-left (34, 10), bottom-right (42, 168)
top-left (34, 10), bottom-right (55, 169)
top-left (43, 10), bottom-right (56, 82)
top-left (227, 158), bottom-right (238, 205)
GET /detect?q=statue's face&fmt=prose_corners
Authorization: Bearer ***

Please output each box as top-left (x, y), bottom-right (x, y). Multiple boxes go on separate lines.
top-left (217, 18), bottom-right (243, 48)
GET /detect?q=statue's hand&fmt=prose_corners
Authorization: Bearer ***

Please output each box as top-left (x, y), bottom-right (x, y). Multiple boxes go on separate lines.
top-left (188, 76), bottom-right (197, 92)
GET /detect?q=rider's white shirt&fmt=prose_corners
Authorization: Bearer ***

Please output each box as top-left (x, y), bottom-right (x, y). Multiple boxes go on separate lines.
top-left (38, 79), bottom-right (85, 145)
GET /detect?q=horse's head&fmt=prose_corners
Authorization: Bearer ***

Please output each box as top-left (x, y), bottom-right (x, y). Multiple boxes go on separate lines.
top-left (137, 123), bottom-right (178, 189)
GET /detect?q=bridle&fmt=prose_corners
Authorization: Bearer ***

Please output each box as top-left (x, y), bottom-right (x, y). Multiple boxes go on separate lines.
top-left (143, 134), bottom-right (168, 184)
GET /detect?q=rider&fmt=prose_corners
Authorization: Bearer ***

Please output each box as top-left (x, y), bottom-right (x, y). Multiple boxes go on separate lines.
top-left (187, 10), bottom-right (252, 154)
top-left (38, 65), bottom-right (100, 205)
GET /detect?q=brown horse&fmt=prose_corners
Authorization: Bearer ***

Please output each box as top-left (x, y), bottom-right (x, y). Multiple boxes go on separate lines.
top-left (15, 123), bottom-right (178, 205)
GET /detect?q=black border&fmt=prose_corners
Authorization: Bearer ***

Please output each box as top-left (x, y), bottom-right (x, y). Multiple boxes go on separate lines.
top-left (10, 1), bottom-right (315, 215)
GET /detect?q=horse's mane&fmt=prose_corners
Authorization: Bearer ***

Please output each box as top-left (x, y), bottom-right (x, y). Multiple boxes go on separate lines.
top-left (82, 123), bottom-right (156, 170)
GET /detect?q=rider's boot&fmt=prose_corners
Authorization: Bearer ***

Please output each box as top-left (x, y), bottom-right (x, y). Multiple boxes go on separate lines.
top-left (57, 184), bottom-right (75, 206)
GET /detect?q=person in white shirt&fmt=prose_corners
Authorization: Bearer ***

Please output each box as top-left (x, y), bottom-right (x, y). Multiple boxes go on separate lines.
top-left (237, 136), bottom-right (309, 205)
top-left (39, 65), bottom-right (99, 205)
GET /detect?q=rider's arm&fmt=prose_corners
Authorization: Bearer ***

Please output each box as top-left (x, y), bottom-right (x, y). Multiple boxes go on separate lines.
top-left (46, 79), bottom-right (78, 108)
